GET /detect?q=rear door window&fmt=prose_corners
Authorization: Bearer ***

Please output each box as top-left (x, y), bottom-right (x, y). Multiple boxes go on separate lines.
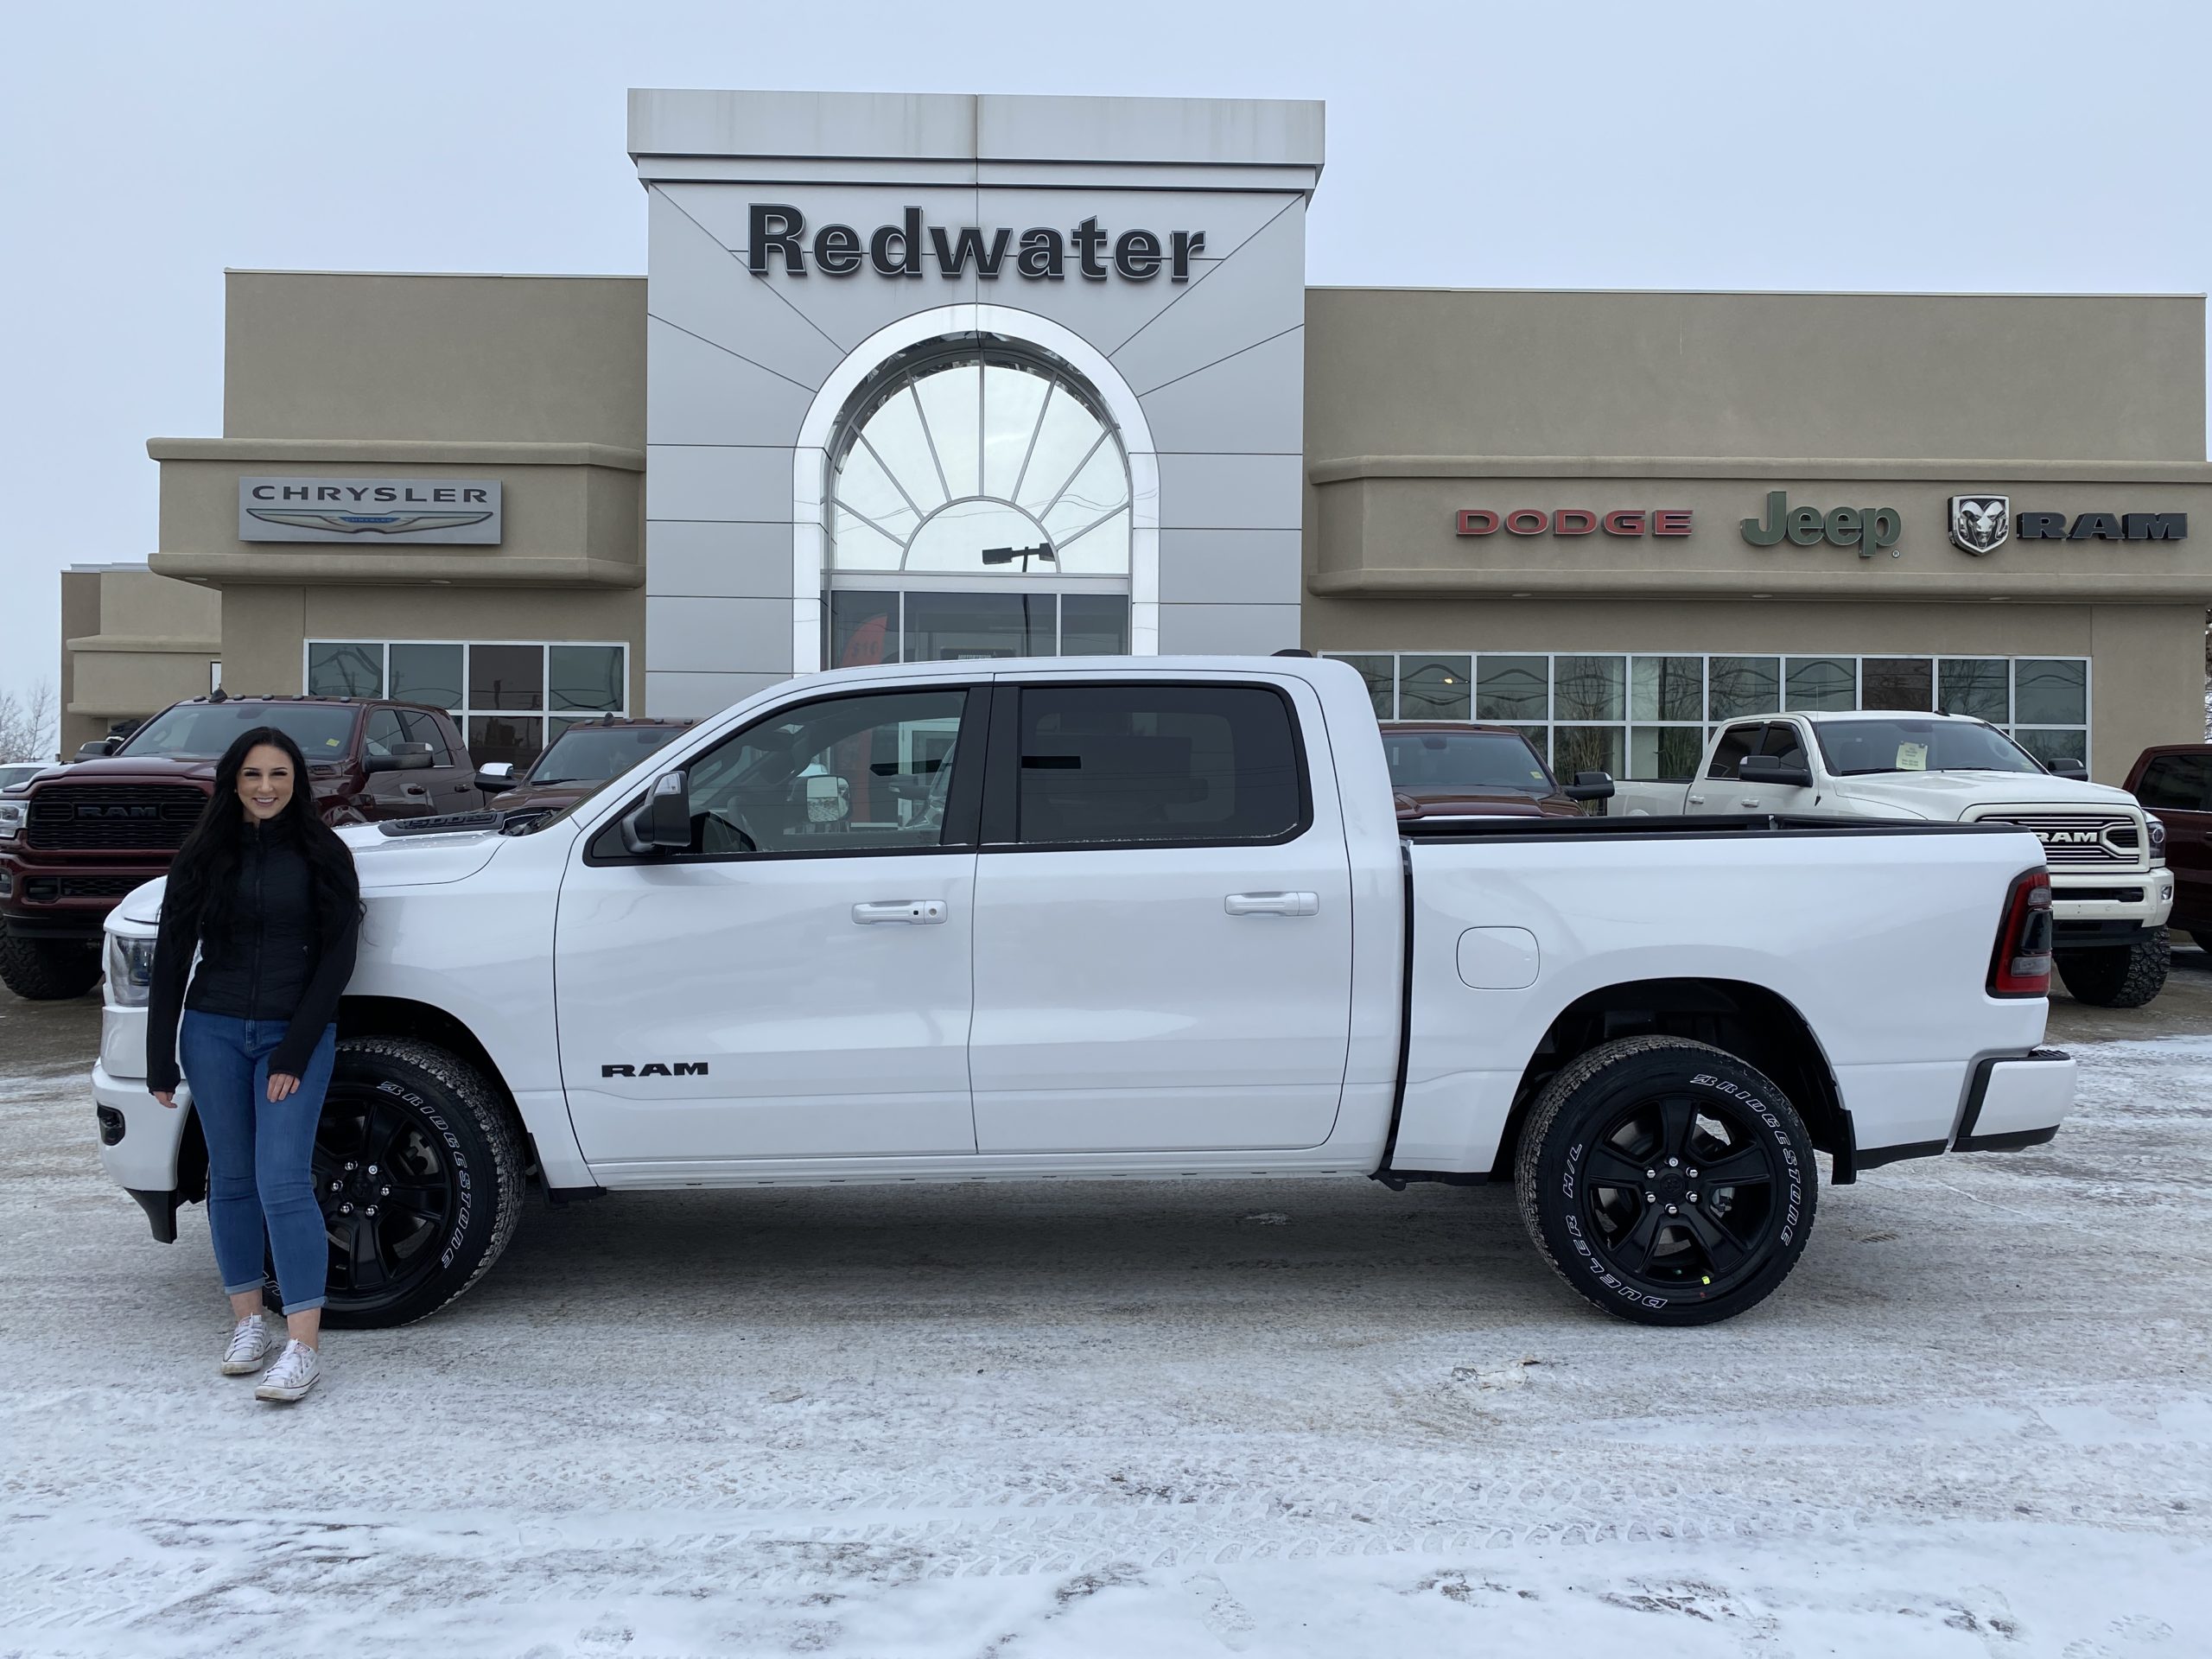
top-left (1009, 683), bottom-right (1307, 848)
top-left (2138, 753), bottom-right (2212, 812)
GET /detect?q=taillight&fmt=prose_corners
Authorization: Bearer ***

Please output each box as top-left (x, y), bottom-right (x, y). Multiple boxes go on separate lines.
top-left (1988, 866), bottom-right (2054, 997)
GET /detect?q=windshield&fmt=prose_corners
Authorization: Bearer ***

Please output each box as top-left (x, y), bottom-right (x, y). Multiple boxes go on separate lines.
top-left (1814, 718), bottom-right (2044, 778)
top-left (1382, 729), bottom-right (1554, 792)
top-left (526, 725), bottom-right (683, 785)
top-left (118, 702), bottom-right (360, 762)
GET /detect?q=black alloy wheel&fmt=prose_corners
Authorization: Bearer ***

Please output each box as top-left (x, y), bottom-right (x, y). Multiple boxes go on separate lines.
top-left (264, 1036), bottom-right (524, 1328)
top-left (312, 1082), bottom-right (462, 1316)
top-left (1516, 1036), bottom-right (1816, 1325)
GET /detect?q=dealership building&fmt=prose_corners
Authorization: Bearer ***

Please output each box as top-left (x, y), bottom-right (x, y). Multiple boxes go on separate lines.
top-left (65, 88), bottom-right (2212, 781)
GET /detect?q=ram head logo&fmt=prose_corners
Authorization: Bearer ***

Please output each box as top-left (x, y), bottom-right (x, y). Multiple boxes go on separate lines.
top-left (1948, 494), bottom-right (2010, 556)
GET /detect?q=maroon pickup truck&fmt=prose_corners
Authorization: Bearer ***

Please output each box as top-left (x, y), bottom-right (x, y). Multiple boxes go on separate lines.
top-left (0, 694), bottom-right (478, 999)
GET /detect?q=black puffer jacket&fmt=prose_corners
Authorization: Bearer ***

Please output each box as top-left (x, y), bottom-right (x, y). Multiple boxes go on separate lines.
top-left (145, 816), bottom-right (359, 1094)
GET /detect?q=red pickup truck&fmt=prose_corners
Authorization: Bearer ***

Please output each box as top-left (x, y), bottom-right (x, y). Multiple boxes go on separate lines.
top-left (0, 694), bottom-right (478, 999)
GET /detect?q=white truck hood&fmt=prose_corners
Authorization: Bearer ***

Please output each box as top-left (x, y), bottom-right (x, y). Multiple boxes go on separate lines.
top-left (109, 823), bottom-right (505, 932)
top-left (1834, 772), bottom-right (2139, 821)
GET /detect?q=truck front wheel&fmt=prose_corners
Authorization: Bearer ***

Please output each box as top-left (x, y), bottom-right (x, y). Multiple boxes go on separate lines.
top-left (1514, 1036), bottom-right (1816, 1326)
top-left (0, 927), bottom-right (101, 1000)
top-left (2054, 938), bottom-right (2169, 1008)
top-left (267, 1037), bottom-right (525, 1328)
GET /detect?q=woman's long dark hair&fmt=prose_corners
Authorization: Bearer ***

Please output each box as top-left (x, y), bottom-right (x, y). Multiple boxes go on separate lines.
top-left (166, 726), bottom-right (361, 950)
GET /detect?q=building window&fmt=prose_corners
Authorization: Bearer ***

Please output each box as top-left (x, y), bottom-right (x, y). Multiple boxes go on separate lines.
top-left (1322, 652), bottom-right (2092, 779)
top-left (823, 335), bottom-right (1131, 667)
top-left (304, 640), bottom-right (627, 767)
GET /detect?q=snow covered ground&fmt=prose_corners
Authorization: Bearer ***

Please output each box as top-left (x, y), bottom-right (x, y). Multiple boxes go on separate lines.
top-left (3, 983), bottom-right (2207, 1657)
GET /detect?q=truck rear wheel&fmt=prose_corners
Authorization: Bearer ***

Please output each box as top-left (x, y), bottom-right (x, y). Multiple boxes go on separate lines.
top-left (2054, 938), bottom-right (2169, 1008)
top-left (1514, 1036), bottom-right (1816, 1326)
top-left (0, 927), bottom-right (101, 1000)
top-left (266, 1037), bottom-right (524, 1328)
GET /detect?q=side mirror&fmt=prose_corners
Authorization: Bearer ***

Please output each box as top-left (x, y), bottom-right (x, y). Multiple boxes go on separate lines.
top-left (363, 741), bottom-right (435, 774)
top-left (1563, 770), bottom-right (1616, 803)
top-left (620, 770), bottom-right (692, 855)
top-left (1739, 754), bottom-right (1815, 789)
top-left (74, 737), bottom-right (121, 760)
top-left (2051, 757), bottom-right (2089, 781)
top-left (475, 761), bottom-right (518, 793)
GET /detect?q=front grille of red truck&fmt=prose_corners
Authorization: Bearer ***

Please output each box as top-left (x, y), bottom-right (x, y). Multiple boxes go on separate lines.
top-left (21, 874), bottom-right (151, 903)
top-left (23, 785), bottom-right (206, 850)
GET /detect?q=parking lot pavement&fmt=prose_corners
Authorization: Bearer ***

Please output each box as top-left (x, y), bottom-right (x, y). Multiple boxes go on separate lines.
top-left (2, 969), bottom-right (2207, 1657)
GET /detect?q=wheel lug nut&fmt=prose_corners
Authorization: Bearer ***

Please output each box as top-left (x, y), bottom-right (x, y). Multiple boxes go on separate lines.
top-left (1644, 1169), bottom-right (1656, 1179)
top-left (380, 1186), bottom-right (391, 1197)
top-left (1668, 1157), bottom-right (1679, 1167)
top-left (365, 1205), bottom-right (378, 1217)
top-left (344, 1161), bottom-right (356, 1172)
top-left (1687, 1168), bottom-right (1698, 1179)
top-left (1666, 1205), bottom-right (1679, 1215)
top-left (340, 1203), bottom-right (353, 1214)
top-left (1688, 1192), bottom-right (1699, 1202)
top-left (367, 1165), bottom-right (378, 1175)
top-left (1644, 1191), bottom-right (1656, 1202)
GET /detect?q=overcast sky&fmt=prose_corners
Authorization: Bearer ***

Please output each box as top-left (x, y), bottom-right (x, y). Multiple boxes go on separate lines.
top-left (3, 0), bottom-right (2206, 721)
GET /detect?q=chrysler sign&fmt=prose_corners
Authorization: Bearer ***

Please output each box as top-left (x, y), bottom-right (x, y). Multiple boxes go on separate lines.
top-left (238, 478), bottom-right (502, 544)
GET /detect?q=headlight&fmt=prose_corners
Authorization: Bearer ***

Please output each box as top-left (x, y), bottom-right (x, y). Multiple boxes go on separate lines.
top-left (0, 798), bottom-right (23, 842)
top-left (105, 933), bottom-right (156, 1007)
top-left (2148, 817), bottom-right (2167, 855)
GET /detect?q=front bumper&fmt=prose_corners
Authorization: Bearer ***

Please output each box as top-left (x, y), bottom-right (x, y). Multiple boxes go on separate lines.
top-left (0, 849), bottom-right (167, 939)
top-left (92, 1060), bottom-right (193, 1198)
top-left (2050, 867), bottom-right (2173, 934)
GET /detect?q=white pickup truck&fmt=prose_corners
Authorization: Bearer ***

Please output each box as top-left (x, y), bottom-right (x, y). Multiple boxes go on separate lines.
top-left (1609, 710), bottom-right (2174, 1008)
top-left (92, 658), bottom-right (2074, 1330)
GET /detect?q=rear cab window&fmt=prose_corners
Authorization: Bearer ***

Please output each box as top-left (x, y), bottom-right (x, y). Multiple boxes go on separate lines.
top-left (991, 683), bottom-right (1311, 849)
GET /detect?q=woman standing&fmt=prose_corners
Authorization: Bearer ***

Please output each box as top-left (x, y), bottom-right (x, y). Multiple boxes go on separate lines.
top-left (146, 725), bottom-right (360, 1403)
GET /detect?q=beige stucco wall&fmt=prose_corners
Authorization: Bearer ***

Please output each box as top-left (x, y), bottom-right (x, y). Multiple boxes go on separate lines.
top-left (225, 271), bottom-right (645, 448)
top-left (142, 270), bottom-right (653, 722)
top-left (1302, 289), bottom-right (2212, 785)
top-left (60, 567), bottom-right (223, 753)
top-left (1304, 289), bottom-right (2207, 463)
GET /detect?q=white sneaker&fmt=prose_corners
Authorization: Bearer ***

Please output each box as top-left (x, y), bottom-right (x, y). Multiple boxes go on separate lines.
top-left (220, 1315), bottom-right (277, 1376)
top-left (254, 1339), bottom-right (321, 1402)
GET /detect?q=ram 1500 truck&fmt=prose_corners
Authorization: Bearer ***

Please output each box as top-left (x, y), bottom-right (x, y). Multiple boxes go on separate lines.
top-left (91, 658), bottom-right (2073, 1329)
top-left (1609, 710), bottom-right (2173, 1009)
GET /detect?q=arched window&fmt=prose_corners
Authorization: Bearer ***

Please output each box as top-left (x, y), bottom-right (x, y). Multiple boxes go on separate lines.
top-left (823, 336), bottom-right (1131, 667)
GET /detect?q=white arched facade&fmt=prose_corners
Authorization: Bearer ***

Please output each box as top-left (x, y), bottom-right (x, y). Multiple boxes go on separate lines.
top-left (790, 304), bottom-right (1160, 674)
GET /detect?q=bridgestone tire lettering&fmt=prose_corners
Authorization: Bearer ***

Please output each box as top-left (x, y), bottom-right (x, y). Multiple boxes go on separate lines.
top-left (1513, 1034), bottom-right (1819, 1327)
top-left (266, 1035), bottom-right (524, 1329)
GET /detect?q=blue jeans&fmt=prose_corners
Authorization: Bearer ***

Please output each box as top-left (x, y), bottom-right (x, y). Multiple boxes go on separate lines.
top-left (179, 1013), bottom-right (335, 1314)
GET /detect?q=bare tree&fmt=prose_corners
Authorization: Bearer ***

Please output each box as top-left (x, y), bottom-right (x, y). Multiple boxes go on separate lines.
top-left (0, 679), bottom-right (59, 763)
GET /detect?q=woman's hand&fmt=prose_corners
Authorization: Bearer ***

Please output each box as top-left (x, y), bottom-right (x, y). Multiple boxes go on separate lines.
top-left (267, 1072), bottom-right (302, 1103)
top-left (151, 1090), bottom-right (176, 1109)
